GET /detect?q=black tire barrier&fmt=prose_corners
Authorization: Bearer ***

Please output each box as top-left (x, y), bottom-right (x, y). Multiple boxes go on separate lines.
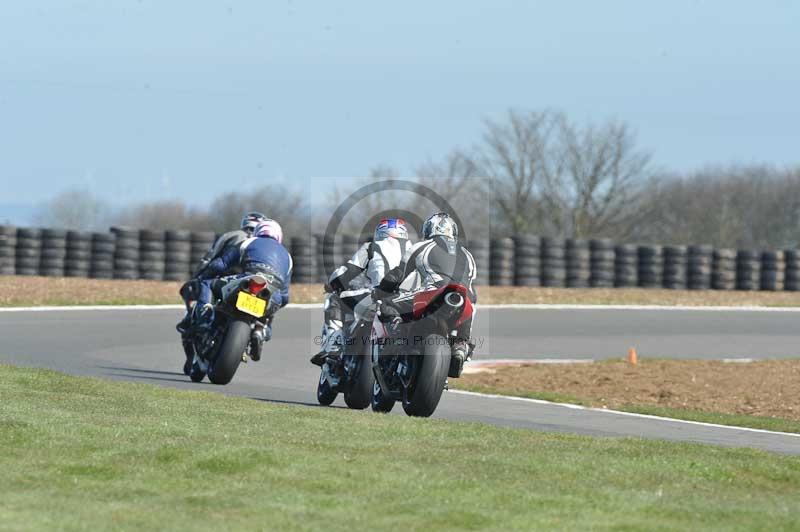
top-left (614, 244), bottom-right (638, 288)
top-left (590, 239), bottom-right (615, 288)
top-left (712, 248), bottom-right (736, 290)
top-left (565, 239), bottom-right (590, 288)
top-left (165, 231), bottom-right (194, 282)
top-left (760, 250), bottom-right (785, 291)
top-left (662, 246), bottom-right (688, 290)
top-left (111, 227), bottom-right (139, 280)
top-left (138, 229), bottom-right (165, 281)
top-left (736, 250), bottom-right (761, 291)
top-left (637, 245), bottom-right (663, 288)
top-left (90, 232), bottom-right (115, 279)
top-left (0, 225), bottom-right (15, 275)
top-left (290, 236), bottom-right (317, 284)
top-left (541, 237), bottom-right (566, 287)
top-left (490, 238), bottom-right (515, 286)
top-left (340, 234), bottom-right (360, 265)
top-left (15, 227), bottom-right (42, 276)
top-left (513, 235), bottom-right (540, 286)
top-left (468, 238), bottom-right (490, 286)
top-left (785, 249), bottom-right (800, 291)
top-left (687, 244), bottom-right (713, 290)
top-left (66, 231), bottom-right (92, 278)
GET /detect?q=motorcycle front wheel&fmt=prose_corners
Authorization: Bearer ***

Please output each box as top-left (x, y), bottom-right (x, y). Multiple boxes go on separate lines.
top-left (316, 369), bottom-right (338, 406)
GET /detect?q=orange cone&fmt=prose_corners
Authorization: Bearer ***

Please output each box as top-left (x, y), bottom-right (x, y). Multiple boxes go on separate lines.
top-left (627, 347), bottom-right (638, 365)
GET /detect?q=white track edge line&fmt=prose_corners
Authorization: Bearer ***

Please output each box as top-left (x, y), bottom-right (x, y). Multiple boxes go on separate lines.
top-left (3, 303), bottom-right (800, 312)
top-left (448, 389), bottom-right (800, 438)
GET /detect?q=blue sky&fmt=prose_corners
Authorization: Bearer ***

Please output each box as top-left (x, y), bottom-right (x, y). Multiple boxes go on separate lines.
top-left (1, 1), bottom-right (799, 222)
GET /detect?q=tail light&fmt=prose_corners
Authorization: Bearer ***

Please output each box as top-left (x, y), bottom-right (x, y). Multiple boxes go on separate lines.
top-left (248, 279), bottom-right (267, 295)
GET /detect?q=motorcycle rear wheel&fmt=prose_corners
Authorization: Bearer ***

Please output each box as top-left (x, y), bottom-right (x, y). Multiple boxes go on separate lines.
top-left (208, 319), bottom-right (250, 385)
top-left (402, 334), bottom-right (450, 417)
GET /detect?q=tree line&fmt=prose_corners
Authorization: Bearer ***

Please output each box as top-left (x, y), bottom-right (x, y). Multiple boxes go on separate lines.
top-left (33, 108), bottom-right (800, 249)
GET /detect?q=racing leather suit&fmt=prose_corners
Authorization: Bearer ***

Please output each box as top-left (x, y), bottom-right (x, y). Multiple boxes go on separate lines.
top-left (377, 235), bottom-right (477, 347)
top-left (315, 237), bottom-right (411, 361)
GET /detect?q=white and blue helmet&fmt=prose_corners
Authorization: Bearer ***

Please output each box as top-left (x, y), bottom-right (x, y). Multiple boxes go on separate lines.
top-left (374, 218), bottom-right (409, 241)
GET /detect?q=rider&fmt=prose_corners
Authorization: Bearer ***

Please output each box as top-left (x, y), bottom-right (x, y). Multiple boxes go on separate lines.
top-left (195, 218), bottom-right (292, 359)
top-left (310, 218), bottom-right (412, 366)
top-left (177, 212), bottom-right (267, 334)
top-left (375, 212), bottom-right (477, 377)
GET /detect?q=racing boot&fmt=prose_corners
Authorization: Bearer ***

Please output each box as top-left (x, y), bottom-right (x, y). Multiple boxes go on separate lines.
top-left (310, 322), bottom-right (343, 366)
top-left (448, 339), bottom-right (473, 378)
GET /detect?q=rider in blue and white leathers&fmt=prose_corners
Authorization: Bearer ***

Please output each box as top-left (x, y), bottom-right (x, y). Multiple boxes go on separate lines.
top-left (195, 219), bottom-right (292, 351)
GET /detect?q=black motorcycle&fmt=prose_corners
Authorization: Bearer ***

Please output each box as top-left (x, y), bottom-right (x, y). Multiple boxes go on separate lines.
top-left (371, 283), bottom-right (474, 417)
top-left (315, 307), bottom-right (375, 410)
top-left (183, 271), bottom-right (278, 385)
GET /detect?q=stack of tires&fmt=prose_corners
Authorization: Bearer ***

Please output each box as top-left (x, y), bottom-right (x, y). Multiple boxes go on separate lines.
top-left (687, 245), bottom-right (713, 290)
top-left (340, 234), bottom-right (360, 265)
top-left (736, 250), bottom-right (760, 291)
top-left (90, 232), bottom-right (115, 279)
top-left (637, 245), bottom-right (663, 288)
top-left (662, 246), bottom-right (688, 289)
top-left (111, 227), bottom-right (140, 280)
top-left (566, 239), bottom-right (590, 288)
top-left (760, 251), bottom-right (785, 291)
top-left (321, 235), bottom-right (344, 279)
top-left (468, 238), bottom-right (490, 286)
top-left (590, 239), bottom-right (615, 288)
top-left (139, 230), bottom-right (166, 281)
top-left (711, 249), bottom-right (736, 290)
top-left (15, 228), bottom-right (41, 276)
top-left (164, 230), bottom-right (193, 281)
top-left (0, 225), bottom-right (16, 275)
top-left (614, 244), bottom-right (638, 287)
top-left (314, 234), bottom-right (327, 283)
top-left (489, 238), bottom-right (514, 286)
top-left (512, 235), bottom-right (540, 286)
top-left (290, 236), bottom-right (317, 284)
top-left (64, 231), bottom-right (92, 278)
top-left (541, 237), bottom-right (566, 287)
top-left (188, 231), bottom-right (215, 279)
top-left (38, 229), bottom-right (68, 277)
top-left (785, 250), bottom-right (800, 291)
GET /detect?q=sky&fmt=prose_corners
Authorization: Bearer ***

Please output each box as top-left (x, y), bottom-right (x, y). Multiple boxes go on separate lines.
top-left (1, 1), bottom-right (799, 222)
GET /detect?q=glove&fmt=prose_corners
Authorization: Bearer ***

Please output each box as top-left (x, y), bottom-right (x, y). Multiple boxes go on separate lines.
top-left (378, 301), bottom-right (401, 322)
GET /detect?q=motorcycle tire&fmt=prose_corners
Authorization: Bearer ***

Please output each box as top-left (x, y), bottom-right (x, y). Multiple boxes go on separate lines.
top-left (189, 360), bottom-right (206, 383)
top-left (316, 370), bottom-right (338, 406)
top-left (208, 319), bottom-right (250, 385)
top-left (371, 380), bottom-right (395, 413)
top-left (402, 334), bottom-right (450, 417)
top-left (343, 353), bottom-right (374, 410)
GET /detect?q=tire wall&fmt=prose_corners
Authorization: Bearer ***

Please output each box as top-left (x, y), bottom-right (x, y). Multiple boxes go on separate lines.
top-left (1, 225), bottom-right (799, 291)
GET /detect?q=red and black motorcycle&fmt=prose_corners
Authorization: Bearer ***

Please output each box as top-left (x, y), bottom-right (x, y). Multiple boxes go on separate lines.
top-left (370, 283), bottom-right (474, 417)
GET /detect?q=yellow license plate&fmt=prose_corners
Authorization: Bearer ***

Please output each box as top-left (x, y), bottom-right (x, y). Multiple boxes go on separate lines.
top-left (236, 291), bottom-right (267, 317)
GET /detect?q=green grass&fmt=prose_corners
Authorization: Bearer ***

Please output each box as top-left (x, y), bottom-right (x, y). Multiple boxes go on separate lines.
top-left (455, 383), bottom-right (800, 435)
top-left (2, 364), bottom-right (800, 531)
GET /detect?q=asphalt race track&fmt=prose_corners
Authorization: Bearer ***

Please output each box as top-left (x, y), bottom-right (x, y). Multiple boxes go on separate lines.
top-left (2, 306), bottom-right (799, 454)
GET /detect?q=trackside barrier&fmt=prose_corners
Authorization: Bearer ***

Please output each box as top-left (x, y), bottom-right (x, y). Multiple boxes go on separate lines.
top-left (0, 224), bottom-right (798, 290)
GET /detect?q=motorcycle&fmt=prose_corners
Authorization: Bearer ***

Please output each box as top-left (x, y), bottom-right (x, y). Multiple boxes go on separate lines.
top-left (371, 283), bottom-right (474, 417)
top-left (182, 271), bottom-right (278, 385)
top-left (315, 298), bottom-right (375, 409)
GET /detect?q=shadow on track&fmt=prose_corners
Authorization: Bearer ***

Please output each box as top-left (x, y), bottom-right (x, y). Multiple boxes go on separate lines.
top-left (97, 365), bottom-right (187, 377)
top-left (250, 397), bottom-right (347, 409)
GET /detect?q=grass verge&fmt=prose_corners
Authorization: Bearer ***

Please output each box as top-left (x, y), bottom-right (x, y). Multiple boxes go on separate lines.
top-left (3, 275), bottom-right (800, 307)
top-left (456, 359), bottom-right (800, 434)
top-left (2, 363), bottom-right (800, 530)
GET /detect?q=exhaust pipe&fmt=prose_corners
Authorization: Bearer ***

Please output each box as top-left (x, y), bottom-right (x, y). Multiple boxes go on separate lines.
top-left (444, 291), bottom-right (464, 309)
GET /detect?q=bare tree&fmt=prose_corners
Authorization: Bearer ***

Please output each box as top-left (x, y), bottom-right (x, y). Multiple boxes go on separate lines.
top-left (36, 187), bottom-right (110, 230)
top-left (208, 185), bottom-right (309, 239)
top-left (547, 118), bottom-right (652, 239)
top-left (114, 200), bottom-right (211, 231)
top-left (470, 109), bottom-right (564, 235)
